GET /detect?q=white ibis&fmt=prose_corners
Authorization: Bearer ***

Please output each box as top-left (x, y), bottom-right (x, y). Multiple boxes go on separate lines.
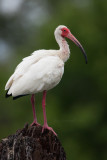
top-left (5, 25), bottom-right (87, 136)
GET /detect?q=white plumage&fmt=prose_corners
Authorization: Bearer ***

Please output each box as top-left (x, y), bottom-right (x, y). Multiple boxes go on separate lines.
top-left (5, 25), bottom-right (87, 135)
top-left (5, 50), bottom-right (64, 97)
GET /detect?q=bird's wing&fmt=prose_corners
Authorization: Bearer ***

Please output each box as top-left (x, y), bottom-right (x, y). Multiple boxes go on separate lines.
top-left (13, 50), bottom-right (49, 80)
top-left (7, 56), bottom-right (64, 97)
top-left (5, 74), bottom-right (14, 90)
top-left (5, 50), bottom-right (57, 90)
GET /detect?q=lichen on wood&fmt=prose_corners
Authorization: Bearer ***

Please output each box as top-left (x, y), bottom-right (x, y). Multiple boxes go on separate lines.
top-left (0, 124), bottom-right (66, 160)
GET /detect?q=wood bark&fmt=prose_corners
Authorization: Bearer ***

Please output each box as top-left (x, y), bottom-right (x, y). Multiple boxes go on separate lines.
top-left (0, 124), bottom-right (66, 160)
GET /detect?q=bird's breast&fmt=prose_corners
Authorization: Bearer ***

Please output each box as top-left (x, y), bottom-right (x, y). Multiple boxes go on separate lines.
top-left (35, 57), bottom-right (64, 92)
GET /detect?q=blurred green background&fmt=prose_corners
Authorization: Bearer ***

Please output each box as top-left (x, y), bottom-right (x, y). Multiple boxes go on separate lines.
top-left (0, 0), bottom-right (107, 159)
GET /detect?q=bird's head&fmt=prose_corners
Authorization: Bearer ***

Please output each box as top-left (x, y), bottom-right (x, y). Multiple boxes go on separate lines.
top-left (55, 25), bottom-right (87, 64)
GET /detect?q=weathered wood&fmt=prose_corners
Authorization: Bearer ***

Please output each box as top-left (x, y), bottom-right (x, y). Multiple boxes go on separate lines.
top-left (0, 124), bottom-right (66, 160)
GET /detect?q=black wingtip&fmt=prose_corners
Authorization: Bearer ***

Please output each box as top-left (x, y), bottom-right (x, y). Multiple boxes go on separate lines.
top-left (5, 90), bottom-right (12, 98)
top-left (13, 94), bottom-right (29, 100)
top-left (5, 90), bottom-right (29, 100)
top-left (13, 95), bottom-right (24, 100)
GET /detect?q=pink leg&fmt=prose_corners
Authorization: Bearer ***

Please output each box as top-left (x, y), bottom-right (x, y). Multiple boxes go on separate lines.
top-left (31, 94), bottom-right (39, 126)
top-left (42, 90), bottom-right (57, 136)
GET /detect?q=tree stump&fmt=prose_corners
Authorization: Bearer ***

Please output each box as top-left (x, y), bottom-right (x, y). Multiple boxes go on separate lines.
top-left (0, 124), bottom-right (66, 160)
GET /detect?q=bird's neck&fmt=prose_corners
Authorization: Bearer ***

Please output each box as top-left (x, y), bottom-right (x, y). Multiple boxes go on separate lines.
top-left (55, 35), bottom-right (70, 62)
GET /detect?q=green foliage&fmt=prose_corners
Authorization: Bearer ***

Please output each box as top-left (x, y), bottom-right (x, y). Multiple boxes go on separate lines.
top-left (0, 0), bottom-right (107, 159)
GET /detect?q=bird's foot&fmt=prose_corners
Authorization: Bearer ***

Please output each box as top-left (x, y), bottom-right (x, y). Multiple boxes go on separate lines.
top-left (31, 120), bottom-right (40, 126)
top-left (42, 124), bottom-right (57, 136)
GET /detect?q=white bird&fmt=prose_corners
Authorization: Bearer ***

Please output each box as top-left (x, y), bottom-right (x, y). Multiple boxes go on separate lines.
top-left (5, 25), bottom-right (87, 136)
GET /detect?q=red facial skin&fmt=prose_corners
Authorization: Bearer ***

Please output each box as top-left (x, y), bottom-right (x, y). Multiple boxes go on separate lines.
top-left (61, 27), bottom-right (87, 64)
top-left (61, 27), bottom-right (70, 37)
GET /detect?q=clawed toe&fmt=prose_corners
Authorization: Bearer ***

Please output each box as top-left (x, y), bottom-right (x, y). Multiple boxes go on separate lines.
top-left (42, 125), bottom-right (57, 136)
top-left (31, 121), bottom-right (40, 126)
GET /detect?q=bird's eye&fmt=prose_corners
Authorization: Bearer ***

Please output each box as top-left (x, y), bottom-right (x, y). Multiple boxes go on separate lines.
top-left (64, 30), bottom-right (66, 32)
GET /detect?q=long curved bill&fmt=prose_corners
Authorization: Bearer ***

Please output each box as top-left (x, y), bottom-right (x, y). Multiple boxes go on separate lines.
top-left (67, 33), bottom-right (88, 64)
